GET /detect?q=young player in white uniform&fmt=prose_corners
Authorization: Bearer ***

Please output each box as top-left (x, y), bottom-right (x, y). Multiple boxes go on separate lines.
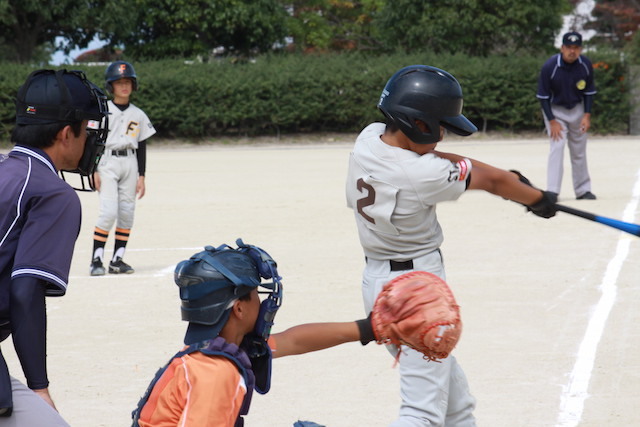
top-left (90, 61), bottom-right (156, 276)
top-left (346, 65), bottom-right (558, 426)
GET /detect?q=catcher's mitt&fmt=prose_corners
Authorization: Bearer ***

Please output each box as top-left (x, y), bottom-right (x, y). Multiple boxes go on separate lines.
top-left (371, 271), bottom-right (462, 361)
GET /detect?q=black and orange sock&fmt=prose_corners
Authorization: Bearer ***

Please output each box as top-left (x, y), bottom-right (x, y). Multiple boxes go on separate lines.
top-left (113, 227), bottom-right (131, 261)
top-left (93, 227), bottom-right (108, 262)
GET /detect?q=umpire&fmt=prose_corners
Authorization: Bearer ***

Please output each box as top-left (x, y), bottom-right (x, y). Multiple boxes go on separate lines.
top-left (537, 31), bottom-right (597, 202)
top-left (0, 70), bottom-right (107, 424)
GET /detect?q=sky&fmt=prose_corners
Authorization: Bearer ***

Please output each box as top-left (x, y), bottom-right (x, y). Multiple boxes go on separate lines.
top-left (50, 36), bottom-right (106, 66)
top-left (555, 0), bottom-right (596, 48)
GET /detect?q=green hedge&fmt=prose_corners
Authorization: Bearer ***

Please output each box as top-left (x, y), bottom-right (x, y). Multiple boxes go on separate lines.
top-left (0, 51), bottom-right (629, 142)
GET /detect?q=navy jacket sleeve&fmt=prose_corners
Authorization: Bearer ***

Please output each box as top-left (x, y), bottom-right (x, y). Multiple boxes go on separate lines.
top-left (10, 276), bottom-right (48, 390)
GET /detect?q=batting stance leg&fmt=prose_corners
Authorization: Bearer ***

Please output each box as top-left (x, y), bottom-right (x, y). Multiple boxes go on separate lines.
top-left (363, 251), bottom-right (476, 426)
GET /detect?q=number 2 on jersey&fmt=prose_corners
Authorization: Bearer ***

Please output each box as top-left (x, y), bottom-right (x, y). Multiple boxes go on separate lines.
top-left (356, 178), bottom-right (376, 224)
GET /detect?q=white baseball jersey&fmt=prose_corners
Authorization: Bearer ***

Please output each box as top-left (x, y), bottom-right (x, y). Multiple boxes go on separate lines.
top-left (105, 100), bottom-right (156, 150)
top-left (346, 123), bottom-right (472, 260)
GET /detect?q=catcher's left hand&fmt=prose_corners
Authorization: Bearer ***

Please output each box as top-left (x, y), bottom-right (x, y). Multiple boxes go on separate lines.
top-left (370, 271), bottom-right (462, 361)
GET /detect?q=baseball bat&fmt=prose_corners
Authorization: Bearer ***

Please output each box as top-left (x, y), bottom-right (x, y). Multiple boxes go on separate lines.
top-left (556, 204), bottom-right (640, 237)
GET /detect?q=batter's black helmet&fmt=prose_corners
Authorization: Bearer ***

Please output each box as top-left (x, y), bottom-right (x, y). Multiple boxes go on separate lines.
top-left (377, 65), bottom-right (477, 144)
top-left (105, 60), bottom-right (138, 93)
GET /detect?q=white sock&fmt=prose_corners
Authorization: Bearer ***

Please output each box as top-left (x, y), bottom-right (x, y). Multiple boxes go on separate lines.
top-left (113, 247), bottom-right (126, 261)
top-left (93, 248), bottom-right (104, 262)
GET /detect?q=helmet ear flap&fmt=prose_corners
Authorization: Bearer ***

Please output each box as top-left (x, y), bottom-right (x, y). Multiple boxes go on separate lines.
top-left (387, 109), bottom-right (442, 145)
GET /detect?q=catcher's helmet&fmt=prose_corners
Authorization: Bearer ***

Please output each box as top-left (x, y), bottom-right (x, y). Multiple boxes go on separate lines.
top-left (377, 65), bottom-right (477, 144)
top-left (176, 240), bottom-right (283, 344)
top-left (176, 249), bottom-right (259, 328)
top-left (105, 60), bottom-right (138, 93)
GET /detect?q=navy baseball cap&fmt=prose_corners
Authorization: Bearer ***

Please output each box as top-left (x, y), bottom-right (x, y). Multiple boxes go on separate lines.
top-left (562, 31), bottom-right (582, 46)
top-left (15, 70), bottom-right (105, 125)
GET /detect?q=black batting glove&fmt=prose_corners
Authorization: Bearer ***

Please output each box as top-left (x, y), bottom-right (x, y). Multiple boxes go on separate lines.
top-left (527, 191), bottom-right (558, 218)
top-left (356, 312), bottom-right (375, 345)
top-left (509, 170), bottom-right (556, 218)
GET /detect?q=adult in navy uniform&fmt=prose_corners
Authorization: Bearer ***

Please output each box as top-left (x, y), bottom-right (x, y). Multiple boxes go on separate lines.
top-left (537, 31), bottom-right (597, 202)
top-left (0, 70), bottom-right (107, 425)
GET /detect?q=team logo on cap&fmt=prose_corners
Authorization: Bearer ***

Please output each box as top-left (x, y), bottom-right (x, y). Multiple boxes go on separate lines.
top-left (576, 80), bottom-right (586, 90)
top-left (119, 63), bottom-right (127, 74)
top-left (26, 106), bottom-right (36, 115)
top-left (567, 35), bottom-right (580, 44)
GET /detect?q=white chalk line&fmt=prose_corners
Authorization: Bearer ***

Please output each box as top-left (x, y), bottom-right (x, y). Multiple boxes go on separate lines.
top-left (556, 169), bottom-right (640, 427)
top-left (70, 247), bottom-right (202, 280)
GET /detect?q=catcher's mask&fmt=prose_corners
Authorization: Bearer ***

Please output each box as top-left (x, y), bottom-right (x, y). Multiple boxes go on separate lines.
top-left (15, 69), bottom-right (108, 191)
top-left (175, 239), bottom-right (283, 344)
top-left (377, 65), bottom-right (477, 144)
top-left (105, 60), bottom-right (138, 93)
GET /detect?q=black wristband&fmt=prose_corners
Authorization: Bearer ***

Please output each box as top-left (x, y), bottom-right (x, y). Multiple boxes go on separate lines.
top-left (509, 169), bottom-right (533, 187)
top-left (356, 313), bottom-right (375, 346)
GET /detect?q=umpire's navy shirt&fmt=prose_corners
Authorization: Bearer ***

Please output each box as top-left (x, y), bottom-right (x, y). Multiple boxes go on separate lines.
top-left (537, 53), bottom-right (597, 110)
top-left (0, 145), bottom-right (81, 325)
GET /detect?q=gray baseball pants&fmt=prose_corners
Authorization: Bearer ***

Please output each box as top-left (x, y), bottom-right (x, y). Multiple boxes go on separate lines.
top-left (362, 250), bottom-right (476, 427)
top-left (543, 104), bottom-right (592, 197)
top-left (0, 377), bottom-right (69, 427)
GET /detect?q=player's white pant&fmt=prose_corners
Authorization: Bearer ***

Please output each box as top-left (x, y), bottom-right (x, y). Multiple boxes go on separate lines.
top-left (543, 104), bottom-right (591, 197)
top-left (95, 153), bottom-right (138, 231)
top-left (363, 250), bottom-right (476, 427)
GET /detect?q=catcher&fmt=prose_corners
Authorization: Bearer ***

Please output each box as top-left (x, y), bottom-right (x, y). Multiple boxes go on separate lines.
top-left (131, 239), bottom-right (460, 426)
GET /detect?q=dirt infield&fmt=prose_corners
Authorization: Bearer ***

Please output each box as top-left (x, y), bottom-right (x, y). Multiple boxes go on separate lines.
top-left (2, 134), bottom-right (639, 426)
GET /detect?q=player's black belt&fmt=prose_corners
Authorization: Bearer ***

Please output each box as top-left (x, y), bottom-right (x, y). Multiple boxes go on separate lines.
top-left (389, 260), bottom-right (413, 271)
top-left (365, 257), bottom-right (414, 271)
top-left (111, 148), bottom-right (136, 156)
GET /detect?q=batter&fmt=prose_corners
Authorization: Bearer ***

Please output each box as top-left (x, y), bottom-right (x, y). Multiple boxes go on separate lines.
top-left (346, 65), bottom-right (557, 426)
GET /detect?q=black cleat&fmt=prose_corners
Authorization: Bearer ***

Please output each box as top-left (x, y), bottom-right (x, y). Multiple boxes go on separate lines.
top-left (90, 258), bottom-right (106, 276)
top-left (108, 257), bottom-right (135, 274)
top-left (577, 192), bottom-right (596, 200)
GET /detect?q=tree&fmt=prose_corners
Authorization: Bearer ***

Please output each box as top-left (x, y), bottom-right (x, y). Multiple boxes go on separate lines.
top-left (375, 0), bottom-right (573, 56)
top-left (111, 0), bottom-right (289, 60)
top-left (0, 0), bottom-right (136, 64)
top-left (586, 0), bottom-right (640, 47)
top-left (285, 0), bottom-right (384, 52)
